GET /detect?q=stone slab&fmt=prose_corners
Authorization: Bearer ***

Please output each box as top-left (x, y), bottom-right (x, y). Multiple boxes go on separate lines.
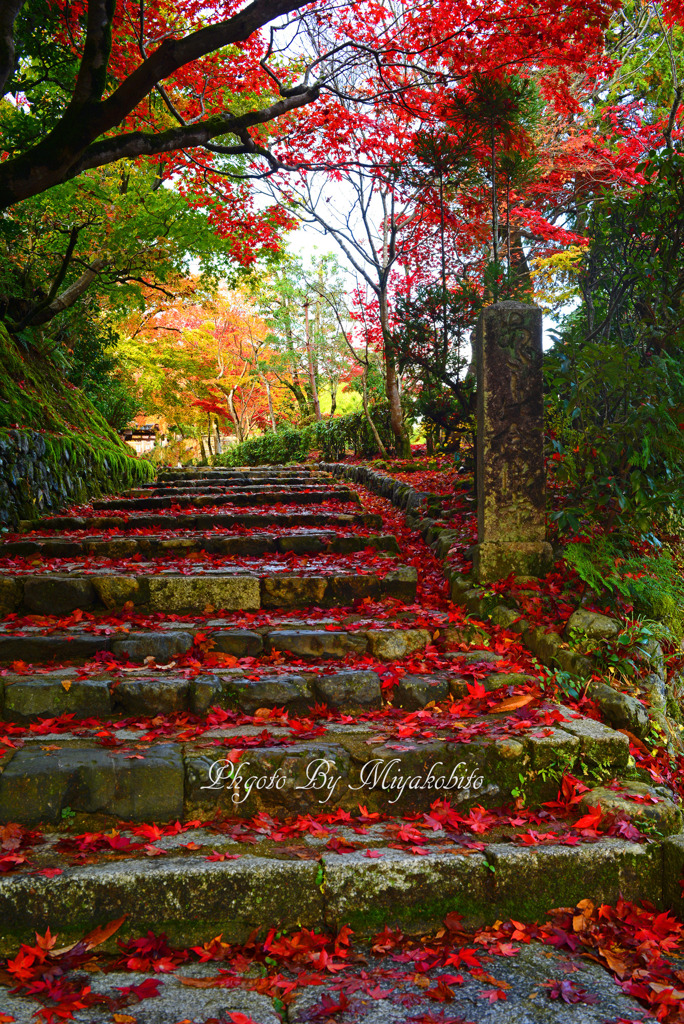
top-left (0, 855), bottom-right (324, 948)
top-left (148, 575), bottom-right (260, 612)
top-left (1, 677), bottom-right (111, 721)
top-left (324, 848), bottom-right (492, 933)
top-left (487, 839), bottom-right (663, 920)
top-left (0, 744), bottom-right (184, 823)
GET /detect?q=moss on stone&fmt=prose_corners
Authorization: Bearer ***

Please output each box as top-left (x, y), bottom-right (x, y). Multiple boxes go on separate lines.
top-left (0, 324), bottom-right (153, 526)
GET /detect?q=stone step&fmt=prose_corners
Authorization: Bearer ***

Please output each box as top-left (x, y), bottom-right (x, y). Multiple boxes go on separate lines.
top-left (141, 475), bottom-right (328, 489)
top-left (0, 566), bottom-right (418, 615)
top-left (0, 925), bottom-right (667, 1022)
top-left (1, 530), bottom-right (399, 559)
top-left (0, 704), bottom-right (641, 825)
top-left (125, 487), bottom-right (339, 499)
top-left (0, 622), bottom-right (434, 667)
top-left (0, 823), bottom-right (665, 950)
top-left (90, 488), bottom-right (361, 510)
top-left (157, 467), bottom-right (318, 479)
top-left (16, 510), bottom-right (383, 533)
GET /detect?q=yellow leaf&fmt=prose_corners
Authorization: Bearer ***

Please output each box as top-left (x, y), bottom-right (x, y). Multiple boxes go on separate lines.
top-left (61, 680), bottom-right (72, 692)
top-left (489, 693), bottom-right (534, 713)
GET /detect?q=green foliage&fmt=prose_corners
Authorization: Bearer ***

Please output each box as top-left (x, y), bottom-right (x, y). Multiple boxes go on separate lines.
top-left (46, 303), bottom-right (137, 430)
top-left (395, 281), bottom-right (478, 443)
top-left (0, 321), bottom-right (133, 442)
top-left (564, 537), bottom-right (684, 640)
top-left (248, 253), bottom-right (355, 423)
top-left (217, 409), bottom-right (395, 466)
top-left (546, 150), bottom-right (684, 533)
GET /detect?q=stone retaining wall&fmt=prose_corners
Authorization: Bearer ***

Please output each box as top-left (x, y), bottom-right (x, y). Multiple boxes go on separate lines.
top-left (0, 429), bottom-right (153, 528)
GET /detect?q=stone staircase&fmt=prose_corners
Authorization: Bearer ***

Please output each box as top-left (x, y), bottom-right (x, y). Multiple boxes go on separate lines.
top-left (0, 465), bottom-right (682, 1021)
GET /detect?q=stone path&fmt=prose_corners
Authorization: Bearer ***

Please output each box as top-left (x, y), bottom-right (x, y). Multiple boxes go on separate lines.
top-left (0, 465), bottom-right (680, 1022)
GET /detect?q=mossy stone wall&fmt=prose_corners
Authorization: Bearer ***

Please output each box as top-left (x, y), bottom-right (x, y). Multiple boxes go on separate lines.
top-left (0, 428), bottom-right (153, 528)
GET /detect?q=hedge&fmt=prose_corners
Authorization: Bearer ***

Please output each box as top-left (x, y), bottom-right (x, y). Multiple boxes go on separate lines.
top-left (216, 409), bottom-right (395, 466)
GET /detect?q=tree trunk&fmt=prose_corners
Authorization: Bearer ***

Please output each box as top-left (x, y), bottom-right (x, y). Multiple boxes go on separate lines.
top-left (226, 389), bottom-right (244, 442)
top-left (439, 169), bottom-right (448, 358)
top-left (379, 287), bottom-right (410, 456)
top-left (509, 226), bottom-right (533, 294)
top-left (262, 373), bottom-right (276, 431)
top-left (206, 416), bottom-right (213, 461)
top-left (304, 300), bottom-right (322, 421)
top-left (28, 258), bottom-right (106, 327)
top-left (490, 125), bottom-right (499, 298)
top-left (362, 368), bottom-right (388, 458)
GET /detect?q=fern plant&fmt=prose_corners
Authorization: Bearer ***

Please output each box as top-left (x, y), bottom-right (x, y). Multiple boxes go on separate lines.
top-left (564, 538), bottom-right (684, 641)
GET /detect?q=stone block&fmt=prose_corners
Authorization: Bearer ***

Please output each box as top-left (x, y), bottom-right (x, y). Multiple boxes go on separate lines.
top-left (278, 533), bottom-right (327, 554)
top-left (110, 630), bottom-right (194, 663)
top-left (663, 834), bottom-right (684, 915)
top-left (314, 671), bottom-right (382, 710)
top-left (328, 574), bottom-right (381, 604)
top-left (211, 629), bottom-right (264, 657)
top-left (93, 575), bottom-right (145, 609)
top-left (565, 609), bottom-right (621, 641)
top-left (2, 678), bottom-right (111, 721)
top-left (382, 566), bottom-right (418, 602)
top-left (394, 673), bottom-right (449, 710)
top-left (0, 856), bottom-right (324, 948)
top-left (483, 671), bottom-right (534, 692)
top-left (487, 840), bottom-right (663, 920)
top-left (0, 744), bottom-right (184, 823)
top-left (222, 674), bottom-right (314, 715)
top-left (189, 675), bottom-right (223, 715)
top-left (113, 677), bottom-right (190, 715)
top-left (460, 649), bottom-right (502, 664)
top-left (185, 743), bottom-right (351, 817)
top-left (473, 541), bottom-right (553, 584)
top-left (581, 782), bottom-right (681, 834)
top-left (366, 628), bottom-right (431, 660)
top-left (474, 302), bottom-right (548, 583)
top-left (324, 849), bottom-right (491, 934)
top-left (589, 681), bottom-right (650, 738)
top-left (526, 727), bottom-right (579, 769)
top-left (0, 634), bottom-right (110, 664)
top-left (22, 576), bottom-right (97, 615)
top-left (0, 577), bottom-right (22, 616)
top-left (148, 575), bottom-right (260, 612)
top-left (261, 576), bottom-right (327, 608)
top-left (559, 715), bottom-right (629, 769)
top-left (266, 629), bottom-right (368, 658)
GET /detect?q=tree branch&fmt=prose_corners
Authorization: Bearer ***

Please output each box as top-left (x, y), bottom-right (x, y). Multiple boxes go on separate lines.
top-left (14, 225), bottom-right (82, 330)
top-left (24, 88), bottom-right (319, 196)
top-left (72, 0), bottom-right (116, 106)
top-left (0, 0), bottom-right (23, 97)
top-left (29, 258), bottom-right (106, 326)
top-left (0, 0), bottom-right (312, 208)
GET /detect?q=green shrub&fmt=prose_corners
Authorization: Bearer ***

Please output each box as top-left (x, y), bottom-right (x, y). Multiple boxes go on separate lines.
top-left (564, 537), bottom-right (684, 641)
top-left (217, 409), bottom-right (395, 466)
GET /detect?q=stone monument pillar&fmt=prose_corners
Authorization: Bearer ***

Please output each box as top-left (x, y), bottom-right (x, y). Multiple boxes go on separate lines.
top-left (473, 301), bottom-right (552, 583)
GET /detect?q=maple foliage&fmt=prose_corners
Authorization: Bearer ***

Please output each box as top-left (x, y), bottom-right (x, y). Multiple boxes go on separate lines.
top-left (3, 899), bottom-right (684, 1021)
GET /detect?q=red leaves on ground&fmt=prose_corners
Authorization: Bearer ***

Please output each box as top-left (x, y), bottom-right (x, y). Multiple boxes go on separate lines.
top-left (116, 931), bottom-right (188, 973)
top-left (543, 978), bottom-right (599, 1004)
